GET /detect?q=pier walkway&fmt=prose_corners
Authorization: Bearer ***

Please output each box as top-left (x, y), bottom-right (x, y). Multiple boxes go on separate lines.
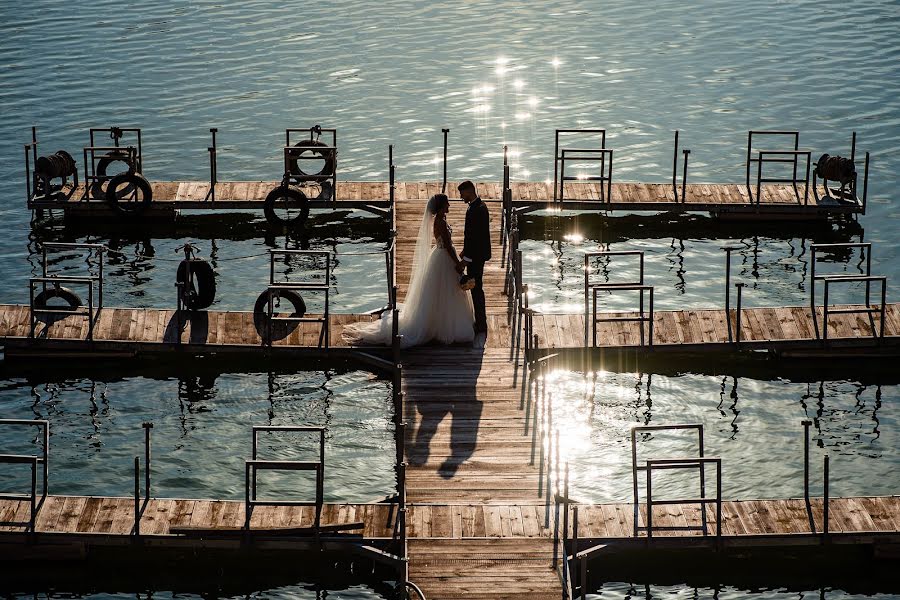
top-left (34, 180), bottom-right (860, 221)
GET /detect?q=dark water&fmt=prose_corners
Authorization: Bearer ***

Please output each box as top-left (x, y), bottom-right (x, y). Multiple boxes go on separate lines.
top-left (2, 0), bottom-right (900, 596)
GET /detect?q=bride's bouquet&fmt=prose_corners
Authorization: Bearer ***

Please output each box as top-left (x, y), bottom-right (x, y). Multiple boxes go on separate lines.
top-left (459, 274), bottom-right (476, 291)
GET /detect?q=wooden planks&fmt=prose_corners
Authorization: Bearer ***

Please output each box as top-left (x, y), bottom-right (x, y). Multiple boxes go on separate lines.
top-left (542, 304), bottom-right (900, 352)
top-left (38, 180), bottom-right (861, 218)
top-left (3, 302), bottom-right (899, 357)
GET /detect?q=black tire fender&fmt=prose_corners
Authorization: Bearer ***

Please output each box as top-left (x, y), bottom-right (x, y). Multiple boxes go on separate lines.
top-left (288, 139), bottom-right (336, 183)
top-left (253, 289), bottom-right (306, 341)
top-left (176, 258), bottom-right (216, 310)
top-left (264, 186), bottom-right (309, 228)
top-left (90, 151), bottom-right (133, 199)
top-left (34, 286), bottom-right (83, 311)
top-left (106, 172), bottom-right (153, 214)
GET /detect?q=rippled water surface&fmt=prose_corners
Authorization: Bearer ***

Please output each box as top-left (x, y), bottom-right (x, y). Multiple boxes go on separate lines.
top-left (1, 0), bottom-right (900, 596)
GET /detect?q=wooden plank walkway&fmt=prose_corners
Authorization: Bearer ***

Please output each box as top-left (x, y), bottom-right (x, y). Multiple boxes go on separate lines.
top-left (0, 497), bottom-right (395, 540)
top-left (533, 304), bottom-right (900, 353)
top-left (4, 301), bottom-right (897, 358)
top-left (3, 495), bottom-right (898, 545)
top-left (402, 348), bottom-right (562, 598)
top-left (30, 180), bottom-right (859, 218)
top-left (0, 305), bottom-right (377, 354)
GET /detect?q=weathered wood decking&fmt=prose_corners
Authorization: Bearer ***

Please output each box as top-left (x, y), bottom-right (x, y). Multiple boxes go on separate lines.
top-left (4, 182), bottom-right (893, 598)
top-left (533, 304), bottom-right (900, 354)
top-left (4, 495), bottom-right (899, 544)
top-left (2, 302), bottom-right (896, 359)
top-left (30, 180), bottom-right (859, 219)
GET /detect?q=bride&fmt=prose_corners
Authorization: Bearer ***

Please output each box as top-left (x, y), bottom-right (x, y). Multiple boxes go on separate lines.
top-left (344, 194), bottom-right (474, 348)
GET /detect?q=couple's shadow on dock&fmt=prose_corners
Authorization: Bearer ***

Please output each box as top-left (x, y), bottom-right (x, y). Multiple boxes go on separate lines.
top-left (406, 345), bottom-right (484, 479)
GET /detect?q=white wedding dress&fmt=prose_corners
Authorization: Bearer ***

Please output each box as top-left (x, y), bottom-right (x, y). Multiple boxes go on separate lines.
top-left (344, 196), bottom-right (475, 348)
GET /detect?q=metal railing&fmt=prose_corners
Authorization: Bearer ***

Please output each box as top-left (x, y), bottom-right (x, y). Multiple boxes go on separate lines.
top-left (557, 148), bottom-right (613, 203)
top-left (820, 275), bottom-right (887, 342)
top-left (264, 250), bottom-right (331, 348)
top-left (553, 129), bottom-right (607, 202)
top-left (810, 242), bottom-right (887, 342)
top-left (745, 131), bottom-right (811, 205)
top-left (29, 242), bottom-right (107, 341)
top-left (0, 419), bottom-right (49, 531)
top-left (630, 424), bottom-right (720, 538)
top-left (583, 251), bottom-right (653, 347)
top-left (245, 425), bottom-right (325, 532)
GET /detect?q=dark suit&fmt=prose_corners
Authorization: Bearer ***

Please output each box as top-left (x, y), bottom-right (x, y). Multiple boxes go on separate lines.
top-left (463, 197), bottom-right (491, 333)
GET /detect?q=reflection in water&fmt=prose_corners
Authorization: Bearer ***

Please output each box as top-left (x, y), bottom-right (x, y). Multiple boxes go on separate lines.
top-left (0, 369), bottom-right (393, 502)
top-left (716, 376), bottom-right (739, 440)
top-left (532, 368), bottom-right (896, 503)
top-left (520, 214), bottom-right (864, 313)
top-left (21, 219), bottom-right (389, 314)
top-left (593, 582), bottom-right (900, 600)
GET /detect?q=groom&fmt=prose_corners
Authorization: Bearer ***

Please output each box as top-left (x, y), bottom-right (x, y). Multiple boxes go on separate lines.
top-left (455, 180), bottom-right (491, 346)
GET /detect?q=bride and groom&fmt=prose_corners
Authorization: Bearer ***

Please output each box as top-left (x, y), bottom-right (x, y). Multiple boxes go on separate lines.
top-left (346, 180), bottom-right (490, 349)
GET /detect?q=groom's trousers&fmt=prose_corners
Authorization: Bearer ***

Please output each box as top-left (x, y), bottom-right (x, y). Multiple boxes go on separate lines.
top-left (468, 260), bottom-right (487, 333)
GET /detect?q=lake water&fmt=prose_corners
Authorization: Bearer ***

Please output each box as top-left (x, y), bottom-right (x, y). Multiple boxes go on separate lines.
top-left (1, 0), bottom-right (899, 596)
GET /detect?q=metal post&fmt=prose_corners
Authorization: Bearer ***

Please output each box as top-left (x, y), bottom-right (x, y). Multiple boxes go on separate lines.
top-left (672, 130), bottom-right (679, 198)
top-left (441, 128), bottom-right (449, 194)
top-left (98, 248), bottom-right (104, 309)
top-left (735, 283), bottom-right (743, 344)
top-left (584, 255), bottom-right (590, 347)
top-left (802, 420), bottom-right (811, 502)
top-left (562, 462), bottom-right (569, 543)
top-left (208, 128), bottom-right (218, 202)
top-left (30, 460), bottom-right (36, 531)
top-left (823, 455), bottom-right (830, 536)
top-left (756, 154), bottom-right (763, 205)
top-left (88, 284), bottom-right (94, 341)
top-left (648, 288), bottom-right (654, 347)
top-left (862, 152), bottom-right (869, 214)
top-left (553, 132), bottom-right (560, 202)
top-left (134, 456), bottom-right (140, 536)
top-left (42, 422), bottom-right (49, 495)
top-left (24, 145), bottom-right (32, 203)
top-left (724, 248), bottom-right (733, 342)
top-left (143, 422), bottom-right (153, 499)
top-left (681, 150), bottom-right (690, 203)
top-left (716, 461), bottom-right (722, 539)
top-left (244, 462), bottom-right (252, 530)
top-left (631, 429), bottom-right (639, 537)
top-left (646, 463), bottom-right (653, 539)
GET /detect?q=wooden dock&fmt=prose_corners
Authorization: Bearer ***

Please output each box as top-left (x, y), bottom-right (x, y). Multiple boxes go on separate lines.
top-left (4, 301), bottom-right (896, 361)
top-left (30, 180), bottom-right (859, 220)
top-left (5, 179), bottom-right (896, 599)
top-left (530, 304), bottom-right (900, 355)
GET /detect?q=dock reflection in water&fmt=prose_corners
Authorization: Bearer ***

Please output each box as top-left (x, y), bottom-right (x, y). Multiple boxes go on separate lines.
top-left (518, 213), bottom-right (867, 314)
top-left (0, 368), bottom-right (394, 503)
top-left (532, 367), bottom-right (896, 505)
